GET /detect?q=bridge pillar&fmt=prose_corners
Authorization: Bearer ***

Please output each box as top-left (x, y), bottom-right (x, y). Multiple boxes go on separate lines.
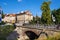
top-left (17, 27), bottom-right (29, 40)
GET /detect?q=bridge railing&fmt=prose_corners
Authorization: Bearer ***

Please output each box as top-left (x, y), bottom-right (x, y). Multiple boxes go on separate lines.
top-left (22, 24), bottom-right (57, 30)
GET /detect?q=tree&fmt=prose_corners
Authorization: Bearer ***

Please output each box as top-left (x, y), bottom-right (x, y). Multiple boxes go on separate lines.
top-left (0, 21), bottom-right (5, 25)
top-left (52, 8), bottom-right (60, 24)
top-left (41, 1), bottom-right (52, 25)
top-left (29, 16), bottom-right (41, 24)
top-left (29, 17), bottom-right (36, 24)
top-left (0, 6), bottom-right (4, 19)
top-left (36, 15), bottom-right (41, 24)
top-left (2, 11), bottom-right (4, 19)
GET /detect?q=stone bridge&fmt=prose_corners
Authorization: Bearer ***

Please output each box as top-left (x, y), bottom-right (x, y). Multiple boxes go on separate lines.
top-left (7, 25), bottom-right (60, 40)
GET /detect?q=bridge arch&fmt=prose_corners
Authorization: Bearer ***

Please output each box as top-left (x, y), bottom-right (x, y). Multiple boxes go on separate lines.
top-left (39, 32), bottom-right (48, 38)
top-left (25, 31), bottom-right (39, 40)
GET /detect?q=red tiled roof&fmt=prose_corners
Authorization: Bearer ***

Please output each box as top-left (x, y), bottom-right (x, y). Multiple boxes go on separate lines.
top-left (5, 14), bottom-right (16, 17)
top-left (17, 11), bottom-right (32, 16)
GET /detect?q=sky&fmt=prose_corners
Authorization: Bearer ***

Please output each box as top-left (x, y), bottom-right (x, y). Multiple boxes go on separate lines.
top-left (0, 0), bottom-right (60, 16)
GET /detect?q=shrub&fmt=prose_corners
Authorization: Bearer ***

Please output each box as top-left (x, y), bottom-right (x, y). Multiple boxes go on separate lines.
top-left (0, 25), bottom-right (15, 40)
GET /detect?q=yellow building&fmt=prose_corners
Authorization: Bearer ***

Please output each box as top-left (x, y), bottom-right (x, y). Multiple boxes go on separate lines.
top-left (17, 10), bottom-right (33, 24)
top-left (3, 14), bottom-right (16, 23)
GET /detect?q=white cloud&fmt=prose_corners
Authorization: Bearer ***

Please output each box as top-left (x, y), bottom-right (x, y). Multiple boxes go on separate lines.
top-left (3, 3), bottom-right (7, 5)
top-left (17, 0), bottom-right (22, 2)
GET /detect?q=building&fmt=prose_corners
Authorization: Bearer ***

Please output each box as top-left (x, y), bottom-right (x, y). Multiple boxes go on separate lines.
top-left (3, 14), bottom-right (16, 23)
top-left (16, 10), bottom-right (33, 24)
top-left (2, 10), bottom-right (33, 24)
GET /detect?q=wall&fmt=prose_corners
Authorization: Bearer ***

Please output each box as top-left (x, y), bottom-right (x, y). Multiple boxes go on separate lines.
top-left (17, 14), bottom-right (33, 24)
top-left (3, 16), bottom-right (16, 23)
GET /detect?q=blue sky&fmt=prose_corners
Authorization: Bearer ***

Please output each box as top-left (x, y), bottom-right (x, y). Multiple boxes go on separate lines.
top-left (0, 0), bottom-right (60, 16)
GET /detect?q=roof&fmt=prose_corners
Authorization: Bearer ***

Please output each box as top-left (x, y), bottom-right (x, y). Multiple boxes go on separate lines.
top-left (5, 14), bottom-right (16, 17)
top-left (17, 10), bottom-right (32, 16)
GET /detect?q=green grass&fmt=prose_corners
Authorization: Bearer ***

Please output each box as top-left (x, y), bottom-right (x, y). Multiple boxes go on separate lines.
top-left (36, 34), bottom-right (60, 40)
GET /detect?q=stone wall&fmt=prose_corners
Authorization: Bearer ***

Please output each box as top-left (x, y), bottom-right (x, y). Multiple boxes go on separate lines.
top-left (7, 27), bottom-right (60, 40)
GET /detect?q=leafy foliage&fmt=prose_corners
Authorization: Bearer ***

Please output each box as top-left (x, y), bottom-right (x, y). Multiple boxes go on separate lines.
top-left (1, 11), bottom-right (4, 19)
top-left (29, 17), bottom-right (36, 24)
top-left (29, 16), bottom-right (41, 24)
top-left (52, 8), bottom-right (60, 24)
top-left (0, 25), bottom-right (15, 40)
top-left (41, 1), bottom-right (52, 25)
top-left (0, 21), bottom-right (5, 25)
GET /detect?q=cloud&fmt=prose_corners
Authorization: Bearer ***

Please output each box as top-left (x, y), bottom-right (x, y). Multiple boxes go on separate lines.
top-left (3, 3), bottom-right (7, 5)
top-left (17, 0), bottom-right (22, 2)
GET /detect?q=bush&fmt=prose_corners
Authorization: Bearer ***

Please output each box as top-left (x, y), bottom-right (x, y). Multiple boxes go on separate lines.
top-left (0, 37), bottom-right (6, 40)
top-left (0, 21), bottom-right (5, 25)
top-left (0, 25), bottom-right (15, 40)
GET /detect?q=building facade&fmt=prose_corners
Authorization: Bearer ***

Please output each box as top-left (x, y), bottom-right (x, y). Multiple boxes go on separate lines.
top-left (17, 11), bottom-right (33, 24)
top-left (3, 14), bottom-right (16, 23)
top-left (3, 10), bottom-right (33, 24)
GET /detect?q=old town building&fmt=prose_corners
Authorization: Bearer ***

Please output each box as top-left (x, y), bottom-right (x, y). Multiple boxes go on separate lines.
top-left (3, 14), bottom-right (16, 23)
top-left (16, 10), bottom-right (33, 24)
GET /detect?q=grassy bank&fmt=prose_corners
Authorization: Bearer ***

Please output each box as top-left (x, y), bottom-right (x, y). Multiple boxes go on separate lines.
top-left (36, 34), bottom-right (60, 40)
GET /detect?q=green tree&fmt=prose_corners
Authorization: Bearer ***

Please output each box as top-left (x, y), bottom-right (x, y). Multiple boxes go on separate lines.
top-left (41, 1), bottom-right (52, 25)
top-left (2, 11), bottom-right (4, 19)
top-left (36, 15), bottom-right (41, 24)
top-left (52, 8), bottom-right (60, 24)
top-left (29, 17), bottom-right (36, 24)
top-left (0, 6), bottom-right (4, 19)
top-left (0, 21), bottom-right (5, 25)
top-left (29, 16), bottom-right (41, 24)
